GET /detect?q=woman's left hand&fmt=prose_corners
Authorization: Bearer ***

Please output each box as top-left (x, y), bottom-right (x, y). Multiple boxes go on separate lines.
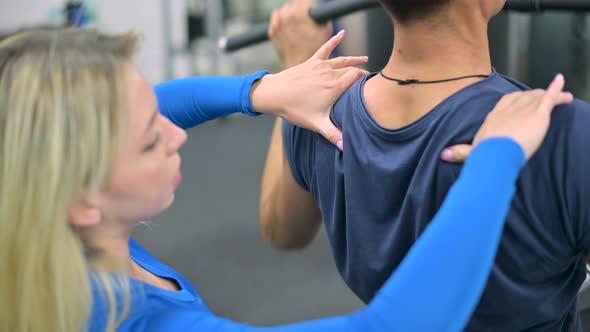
top-left (440, 74), bottom-right (574, 162)
top-left (251, 30), bottom-right (368, 150)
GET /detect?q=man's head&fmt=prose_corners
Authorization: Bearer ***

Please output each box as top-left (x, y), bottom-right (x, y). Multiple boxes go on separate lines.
top-left (377, 0), bottom-right (506, 25)
top-left (377, 0), bottom-right (450, 24)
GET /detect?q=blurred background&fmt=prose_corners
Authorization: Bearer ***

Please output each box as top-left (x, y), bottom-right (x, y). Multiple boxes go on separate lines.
top-left (2, 0), bottom-right (590, 327)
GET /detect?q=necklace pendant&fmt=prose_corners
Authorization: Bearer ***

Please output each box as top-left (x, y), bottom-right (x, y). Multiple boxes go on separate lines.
top-left (398, 79), bottom-right (420, 85)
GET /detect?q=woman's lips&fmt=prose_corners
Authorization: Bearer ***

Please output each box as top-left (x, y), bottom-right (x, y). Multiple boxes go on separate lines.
top-left (173, 172), bottom-right (182, 188)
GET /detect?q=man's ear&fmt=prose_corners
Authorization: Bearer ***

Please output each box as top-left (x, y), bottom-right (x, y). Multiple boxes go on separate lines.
top-left (68, 196), bottom-right (103, 228)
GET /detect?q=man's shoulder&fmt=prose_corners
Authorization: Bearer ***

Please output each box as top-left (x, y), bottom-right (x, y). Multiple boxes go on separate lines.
top-left (474, 75), bottom-right (590, 127)
top-left (557, 97), bottom-right (590, 113)
top-left (457, 73), bottom-right (528, 106)
top-left (332, 72), bottom-right (526, 118)
top-left (332, 73), bottom-right (372, 107)
top-left (280, 74), bottom-right (370, 146)
top-left (492, 74), bottom-right (590, 114)
top-left (549, 98), bottom-right (590, 139)
top-left (495, 73), bottom-right (530, 91)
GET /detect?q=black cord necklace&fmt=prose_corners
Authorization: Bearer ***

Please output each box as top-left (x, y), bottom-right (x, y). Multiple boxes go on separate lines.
top-left (379, 70), bottom-right (490, 85)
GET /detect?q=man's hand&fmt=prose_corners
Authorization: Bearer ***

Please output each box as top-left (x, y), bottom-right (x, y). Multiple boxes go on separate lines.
top-left (258, 1), bottom-right (366, 250)
top-left (268, 0), bottom-right (333, 68)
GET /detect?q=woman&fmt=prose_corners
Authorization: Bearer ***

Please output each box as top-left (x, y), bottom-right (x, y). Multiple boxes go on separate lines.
top-left (0, 28), bottom-right (572, 332)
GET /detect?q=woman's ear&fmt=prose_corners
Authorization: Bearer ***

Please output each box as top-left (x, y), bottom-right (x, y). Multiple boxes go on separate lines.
top-left (68, 196), bottom-right (103, 228)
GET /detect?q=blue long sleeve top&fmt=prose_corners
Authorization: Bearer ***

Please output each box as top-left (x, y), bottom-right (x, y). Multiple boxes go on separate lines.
top-left (88, 74), bottom-right (526, 332)
top-left (154, 72), bottom-right (268, 128)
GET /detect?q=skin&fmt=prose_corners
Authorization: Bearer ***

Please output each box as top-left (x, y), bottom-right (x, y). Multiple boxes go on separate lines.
top-left (259, 0), bottom-right (338, 249)
top-left (67, 34), bottom-right (367, 286)
top-left (363, 0), bottom-right (506, 131)
top-left (66, 35), bottom-right (573, 300)
top-left (257, 0), bottom-right (573, 251)
top-left (71, 63), bottom-right (187, 289)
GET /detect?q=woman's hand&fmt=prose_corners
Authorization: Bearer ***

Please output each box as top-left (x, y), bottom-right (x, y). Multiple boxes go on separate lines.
top-left (251, 30), bottom-right (368, 150)
top-left (441, 74), bottom-right (574, 162)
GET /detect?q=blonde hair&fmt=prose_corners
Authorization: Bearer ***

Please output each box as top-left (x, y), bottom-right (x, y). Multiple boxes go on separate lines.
top-left (0, 28), bottom-right (138, 332)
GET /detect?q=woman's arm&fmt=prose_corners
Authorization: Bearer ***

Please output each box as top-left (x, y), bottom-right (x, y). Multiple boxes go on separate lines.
top-left (133, 137), bottom-right (523, 332)
top-left (134, 75), bottom-right (572, 331)
top-left (154, 32), bottom-right (366, 139)
top-left (361, 137), bottom-right (523, 331)
top-left (154, 72), bottom-right (267, 129)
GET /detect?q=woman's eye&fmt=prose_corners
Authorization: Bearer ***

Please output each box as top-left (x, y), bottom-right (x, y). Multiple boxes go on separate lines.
top-left (143, 135), bottom-right (160, 152)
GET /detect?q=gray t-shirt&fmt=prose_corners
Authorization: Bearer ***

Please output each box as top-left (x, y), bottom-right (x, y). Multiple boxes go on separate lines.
top-left (283, 72), bottom-right (590, 331)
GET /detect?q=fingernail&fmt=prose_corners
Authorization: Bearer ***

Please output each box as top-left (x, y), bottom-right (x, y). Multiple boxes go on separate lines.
top-left (556, 73), bottom-right (564, 81)
top-left (440, 149), bottom-right (453, 161)
top-left (336, 140), bottom-right (343, 151)
top-left (338, 29), bottom-right (345, 35)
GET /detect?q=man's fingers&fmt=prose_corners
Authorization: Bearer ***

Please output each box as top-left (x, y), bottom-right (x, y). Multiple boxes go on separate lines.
top-left (293, 0), bottom-right (313, 10)
top-left (325, 56), bottom-right (369, 69)
top-left (293, 0), bottom-right (312, 20)
top-left (440, 144), bottom-right (472, 163)
top-left (280, 2), bottom-right (298, 24)
top-left (322, 20), bottom-right (334, 32)
top-left (312, 29), bottom-right (345, 60)
top-left (268, 10), bottom-right (280, 38)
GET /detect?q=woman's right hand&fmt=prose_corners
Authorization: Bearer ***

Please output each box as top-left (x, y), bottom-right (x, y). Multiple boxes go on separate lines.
top-left (441, 74), bottom-right (574, 161)
top-left (251, 30), bottom-right (368, 150)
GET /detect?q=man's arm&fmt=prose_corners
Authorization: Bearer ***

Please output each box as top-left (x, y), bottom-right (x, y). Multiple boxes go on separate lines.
top-left (559, 98), bottom-right (590, 260)
top-left (259, 119), bottom-right (322, 249)
top-left (259, 0), bottom-right (332, 249)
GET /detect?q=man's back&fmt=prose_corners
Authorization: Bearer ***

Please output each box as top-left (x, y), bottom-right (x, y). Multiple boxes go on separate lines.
top-left (282, 72), bottom-right (590, 331)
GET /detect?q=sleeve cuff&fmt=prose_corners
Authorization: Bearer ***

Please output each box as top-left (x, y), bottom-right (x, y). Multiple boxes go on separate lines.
top-left (465, 137), bottom-right (526, 182)
top-left (240, 70), bottom-right (270, 117)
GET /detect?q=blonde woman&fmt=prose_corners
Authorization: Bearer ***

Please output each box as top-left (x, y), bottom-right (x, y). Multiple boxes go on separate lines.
top-left (0, 27), bottom-right (571, 332)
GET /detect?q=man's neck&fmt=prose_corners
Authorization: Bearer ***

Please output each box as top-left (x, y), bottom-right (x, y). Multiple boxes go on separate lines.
top-left (362, 15), bottom-right (493, 130)
top-left (383, 18), bottom-right (492, 79)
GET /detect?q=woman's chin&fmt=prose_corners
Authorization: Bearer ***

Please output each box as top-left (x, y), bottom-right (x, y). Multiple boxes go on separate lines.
top-left (163, 193), bottom-right (176, 210)
top-left (142, 195), bottom-right (176, 220)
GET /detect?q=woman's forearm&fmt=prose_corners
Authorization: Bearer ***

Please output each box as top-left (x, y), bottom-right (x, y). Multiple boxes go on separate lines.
top-left (154, 72), bottom-right (267, 129)
top-left (363, 137), bottom-right (525, 331)
top-left (149, 138), bottom-right (524, 332)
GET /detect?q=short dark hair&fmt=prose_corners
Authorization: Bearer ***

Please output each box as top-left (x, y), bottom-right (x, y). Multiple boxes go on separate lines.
top-left (377, 0), bottom-right (451, 24)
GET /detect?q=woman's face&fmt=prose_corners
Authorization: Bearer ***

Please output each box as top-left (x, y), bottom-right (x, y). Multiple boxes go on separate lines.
top-left (99, 64), bottom-right (187, 224)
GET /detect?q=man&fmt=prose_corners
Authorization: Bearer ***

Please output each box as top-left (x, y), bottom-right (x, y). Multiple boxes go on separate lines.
top-left (260, 0), bottom-right (590, 331)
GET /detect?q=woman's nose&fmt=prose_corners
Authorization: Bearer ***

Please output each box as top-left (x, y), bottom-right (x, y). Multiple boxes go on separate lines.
top-left (165, 119), bottom-right (187, 154)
